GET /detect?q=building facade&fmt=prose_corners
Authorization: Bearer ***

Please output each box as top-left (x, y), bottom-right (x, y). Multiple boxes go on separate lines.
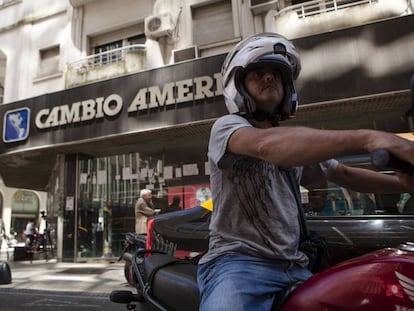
top-left (0, 0), bottom-right (413, 260)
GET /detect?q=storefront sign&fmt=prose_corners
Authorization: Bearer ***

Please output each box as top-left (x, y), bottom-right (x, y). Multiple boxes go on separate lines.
top-left (127, 74), bottom-right (222, 112)
top-left (34, 74), bottom-right (222, 130)
top-left (11, 190), bottom-right (39, 214)
top-left (0, 53), bottom-right (227, 149)
top-left (35, 94), bottom-right (123, 129)
top-left (3, 108), bottom-right (30, 143)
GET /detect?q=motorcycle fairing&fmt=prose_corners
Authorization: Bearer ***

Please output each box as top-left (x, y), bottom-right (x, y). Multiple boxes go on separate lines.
top-left (281, 247), bottom-right (414, 311)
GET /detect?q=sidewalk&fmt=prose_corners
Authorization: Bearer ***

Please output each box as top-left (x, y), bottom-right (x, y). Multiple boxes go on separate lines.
top-left (0, 252), bottom-right (131, 296)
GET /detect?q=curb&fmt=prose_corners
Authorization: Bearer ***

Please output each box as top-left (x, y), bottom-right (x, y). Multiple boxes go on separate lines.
top-left (0, 287), bottom-right (111, 298)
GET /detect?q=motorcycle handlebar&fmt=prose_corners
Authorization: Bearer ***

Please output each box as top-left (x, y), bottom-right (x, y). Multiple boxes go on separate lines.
top-left (371, 149), bottom-right (414, 174)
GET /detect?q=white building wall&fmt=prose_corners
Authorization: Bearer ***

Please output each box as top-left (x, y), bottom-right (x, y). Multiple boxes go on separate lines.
top-left (0, 0), bottom-right (158, 103)
top-left (1, 0), bottom-right (413, 104)
top-left (0, 0), bottom-right (71, 103)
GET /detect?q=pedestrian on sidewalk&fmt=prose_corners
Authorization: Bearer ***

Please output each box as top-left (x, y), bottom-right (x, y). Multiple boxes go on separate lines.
top-left (24, 219), bottom-right (36, 248)
top-left (0, 217), bottom-right (5, 256)
top-left (135, 189), bottom-right (155, 234)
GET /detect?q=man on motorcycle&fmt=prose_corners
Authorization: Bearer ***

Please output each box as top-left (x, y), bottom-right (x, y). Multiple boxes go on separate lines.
top-left (197, 33), bottom-right (414, 311)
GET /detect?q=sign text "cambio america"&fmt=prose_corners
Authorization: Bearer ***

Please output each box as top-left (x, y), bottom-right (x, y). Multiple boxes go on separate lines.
top-left (35, 73), bottom-right (223, 129)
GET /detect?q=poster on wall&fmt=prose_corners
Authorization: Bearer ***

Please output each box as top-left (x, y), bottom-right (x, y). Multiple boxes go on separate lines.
top-left (167, 184), bottom-right (211, 210)
top-left (66, 196), bottom-right (74, 211)
top-left (184, 184), bottom-right (211, 209)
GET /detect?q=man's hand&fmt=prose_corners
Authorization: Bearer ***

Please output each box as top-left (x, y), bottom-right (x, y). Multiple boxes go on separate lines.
top-left (395, 170), bottom-right (414, 191)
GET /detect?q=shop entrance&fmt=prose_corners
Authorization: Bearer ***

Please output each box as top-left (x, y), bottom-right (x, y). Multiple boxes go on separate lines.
top-left (10, 190), bottom-right (39, 242)
top-left (73, 145), bottom-right (211, 259)
top-left (77, 156), bottom-right (111, 258)
top-left (76, 153), bottom-right (145, 258)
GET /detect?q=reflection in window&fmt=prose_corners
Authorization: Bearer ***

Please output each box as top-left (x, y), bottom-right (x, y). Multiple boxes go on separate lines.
top-left (303, 182), bottom-right (414, 216)
top-left (77, 151), bottom-right (210, 257)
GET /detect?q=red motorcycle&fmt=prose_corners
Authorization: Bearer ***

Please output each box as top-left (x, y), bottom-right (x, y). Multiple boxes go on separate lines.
top-left (119, 232), bottom-right (147, 285)
top-left (280, 243), bottom-right (414, 310)
top-left (110, 242), bottom-right (414, 311)
top-left (110, 148), bottom-right (414, 311)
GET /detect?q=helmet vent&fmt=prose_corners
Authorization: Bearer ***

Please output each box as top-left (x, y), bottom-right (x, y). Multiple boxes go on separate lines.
top-left (273, 43), bottom-right (286, 55)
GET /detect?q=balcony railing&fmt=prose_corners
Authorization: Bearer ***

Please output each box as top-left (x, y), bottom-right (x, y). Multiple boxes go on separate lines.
top-left (65, 44), bottom-right (146, 88)
top-left (271, 0), bottom-right (405, 39)
top-left (279, 0), bottom-right (378, 19)
top-left (68, 44), bottom-right (146, 73)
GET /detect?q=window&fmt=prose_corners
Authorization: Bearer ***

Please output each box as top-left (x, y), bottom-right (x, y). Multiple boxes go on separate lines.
top-left (128, 34), bottom-right (146, 45)
top-left (89, 24), bottom-right (146, 67)
top-left (93, 40), bottom-right (123, 66)
top-left (250, 0), bottom-right (273, 5)
top-left (307, 184), bottom-right (414, 216)
top-left (301, 155), bottom-right (414, 217)
top-left (292, 0), bottom-right (311, 4)
top-left (192, 0), bottom-right (234, 47)
top-left (127, 34), bottom-right (147, 52)
top-left (76, 144), bottom-right (210, 258)
top-left (38, 45), bottom-right (60, 77)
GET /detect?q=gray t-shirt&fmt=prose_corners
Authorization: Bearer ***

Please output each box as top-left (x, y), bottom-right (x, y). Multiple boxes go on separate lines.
top-left (199, 114), bottom-right (338, 267)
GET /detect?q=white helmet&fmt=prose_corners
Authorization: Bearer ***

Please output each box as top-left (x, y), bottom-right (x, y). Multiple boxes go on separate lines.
top-left (222, 33), bottom-right (301, 120)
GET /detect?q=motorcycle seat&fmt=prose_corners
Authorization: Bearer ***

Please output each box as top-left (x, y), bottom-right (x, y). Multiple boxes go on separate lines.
top-left (143, 253), bottom-right (200, 311)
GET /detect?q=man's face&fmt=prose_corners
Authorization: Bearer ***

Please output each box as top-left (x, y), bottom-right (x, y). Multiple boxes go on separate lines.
top-left (243, 65), bottom-right (284, 114)
top-left (143, 193), bottom-right (152, 203)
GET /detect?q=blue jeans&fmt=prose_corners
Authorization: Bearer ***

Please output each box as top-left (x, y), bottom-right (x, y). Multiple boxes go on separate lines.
top-left (197, 253), bottom-right (312, 311)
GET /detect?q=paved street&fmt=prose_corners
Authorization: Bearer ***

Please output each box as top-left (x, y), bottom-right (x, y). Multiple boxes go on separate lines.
top-left (0, 250), bottom-right (133, 310)
top-left (0, 289), bottom-right (127, 311)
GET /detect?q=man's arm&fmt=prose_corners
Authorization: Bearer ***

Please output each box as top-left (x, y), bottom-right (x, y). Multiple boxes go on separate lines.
top-left (228, 126), bottom-right (414, 169)
top-left (329, 163), bottom-right (411, 194)
top-left (136, 202), bottom-right (155, 217)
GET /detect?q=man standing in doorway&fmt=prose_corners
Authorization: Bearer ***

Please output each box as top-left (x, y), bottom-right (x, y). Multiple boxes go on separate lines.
top-left (135, 189), bottom-right (155, 234)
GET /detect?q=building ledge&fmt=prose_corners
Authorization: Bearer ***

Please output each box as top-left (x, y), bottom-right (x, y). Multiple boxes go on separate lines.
top-left (69, 0), bottom-right (97, 7)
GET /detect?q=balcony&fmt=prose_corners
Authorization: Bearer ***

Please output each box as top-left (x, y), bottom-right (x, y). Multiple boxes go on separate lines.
top-left (268, 0), bottom-right (409, 39)
top-left (288, 0), bottom-right (378, 19)
top-left (65, 44), bottom-right (146, 88)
